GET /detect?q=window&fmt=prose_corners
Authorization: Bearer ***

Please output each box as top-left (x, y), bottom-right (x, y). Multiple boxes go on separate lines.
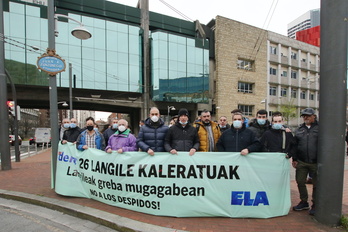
top-left (269, 67), bottom-right (277, 75)
top-left (238, 105), bottom-right (253, 116)
top-left (269, 86), bottom-right (277, 96)
top-left (270, 46), bottom-right (277, 55)
top-left (291, 52), bottom-right (297, 60)
top-left (291, 70), bottom-right (297, 79)
top-left (237, 59), bottom-right (253, 71)
top-left (238, 82), bottom-right (253, 93)
top-left (282, 71), bottom-right (287, 77)
top-left (300, 91), bottom-right (306, 99)
top-left (291, 89), bottom-right (297, 98)
top-left (281, 88), bottom-right (287, 97)
top-left (310, 92), bottom-right (315, 100)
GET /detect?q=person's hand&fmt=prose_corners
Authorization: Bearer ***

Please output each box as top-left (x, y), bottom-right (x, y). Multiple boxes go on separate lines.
top-left (189, 148), bottom-right (196, 156)
top-left (292, 161), bottom-right (298, 168)
top-left (82, 145), bottom-right (88, 150)
top-left (106, 148), bottom-right (112, 153)
top-left (117, 148), bottom-right (123, 154)
top-left (285, 128), bottom-right (291, 133)
top-left (61, 140), bottom-right (67, 144)
top-left (147, 149), bottom-right (154, 156)
top-left (170, 149), bottom-right (177, 155)
top-left (240, 149), bottom-right (249, 156)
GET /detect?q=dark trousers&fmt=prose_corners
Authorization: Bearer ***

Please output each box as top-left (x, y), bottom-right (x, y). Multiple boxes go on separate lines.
top-left (295, 160), bottom-right (317, 204)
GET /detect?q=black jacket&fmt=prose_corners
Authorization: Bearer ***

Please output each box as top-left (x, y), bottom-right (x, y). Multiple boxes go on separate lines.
top-left (103, 127), bottom-right (118, 146)
top-left (216, 125), bottom-right (261, 152)
top-left (164, 123), bottom-right (200, 152)
top-left (219, 124), bottom-right (231, 133)
top-left (291, 121), bottom-right (319, 163)
top-left (62, 127), bottom-right (82, 143)
top-left (248, 119), bottom-right (271, 139)
top-left (260, 129), bottom-right (294, 154)
top-left (136, 118), bottom-right (169, 152)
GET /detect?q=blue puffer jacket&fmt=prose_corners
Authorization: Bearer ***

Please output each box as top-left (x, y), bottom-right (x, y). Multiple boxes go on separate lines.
top-left (76, 130), bottom-right (105, 151)
top-left (136, 118), bottom-right (169, 152)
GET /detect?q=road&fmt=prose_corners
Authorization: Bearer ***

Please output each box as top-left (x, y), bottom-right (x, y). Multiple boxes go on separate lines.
top-left (0, 198), bottom-right (118, 232)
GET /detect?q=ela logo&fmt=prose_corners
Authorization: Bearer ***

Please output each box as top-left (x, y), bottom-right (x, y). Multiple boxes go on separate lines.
top-left (231, 191), bottom-right (269, 206)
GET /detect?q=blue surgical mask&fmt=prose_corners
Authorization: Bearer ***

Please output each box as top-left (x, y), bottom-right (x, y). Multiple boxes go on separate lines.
top-left (179, 121), bottom-right (188, 125)
top-left (233, 120), bottom-right (242, 128)
top-left (63, 123), bottom-right (70, 129)
top-left (70, 123), bottom-right (76, 128)
top-left (94, 127), bottom-right (99, 132)
top-left (257, 119), bottom-right (266, 125)
top-left (112, 123), bottom-right (118, 129)
top-left (272, 123), bottom-right (283, 130)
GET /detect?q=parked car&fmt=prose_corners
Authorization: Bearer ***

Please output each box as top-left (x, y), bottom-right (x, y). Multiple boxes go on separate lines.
top-left (9, 135), bottom-right (22, 146)
top-left (29, 137), bottom-right (36, 145)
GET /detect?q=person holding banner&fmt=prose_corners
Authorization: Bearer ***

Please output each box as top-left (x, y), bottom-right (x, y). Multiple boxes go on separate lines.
top-left (61, 118), bottom-right (82, 144)
top-left (259, 114), bottom-right (294, 155)
top-left (164, 108), bottom-right (199, 156)
top-left (216, 112), bottom-right (261, 155)
top-left (103, 118), bottom-right (119, 146)
top-left (106, 119), bottom-right (137, 154)
top-left (76, 117), bottom-right (105, 151)
top-left (136, 107), bottom-right (169, 155)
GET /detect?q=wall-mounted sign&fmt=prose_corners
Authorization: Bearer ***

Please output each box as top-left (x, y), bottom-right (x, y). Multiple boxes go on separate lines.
top-left (37, 49), bottom-right (66, 75)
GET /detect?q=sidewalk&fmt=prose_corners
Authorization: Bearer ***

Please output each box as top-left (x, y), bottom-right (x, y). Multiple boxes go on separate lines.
top-left (0, 149), bottom-right (346, 232)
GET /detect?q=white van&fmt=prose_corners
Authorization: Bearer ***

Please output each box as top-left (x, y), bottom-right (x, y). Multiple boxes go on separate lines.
top-left (34, 128), bottom-right (51, 146)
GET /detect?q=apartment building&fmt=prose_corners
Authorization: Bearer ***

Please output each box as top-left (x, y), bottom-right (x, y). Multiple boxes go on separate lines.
top-left (211, 16), bottom-right (320, 127)
top-left (287, 9), bottom-right (320, 39)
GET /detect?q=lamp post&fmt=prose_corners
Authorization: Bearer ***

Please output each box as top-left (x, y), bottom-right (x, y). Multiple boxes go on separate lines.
top-left (167, 106), bottom-right (175, 124)
top-left (48, 1), bottom-right (91, 188)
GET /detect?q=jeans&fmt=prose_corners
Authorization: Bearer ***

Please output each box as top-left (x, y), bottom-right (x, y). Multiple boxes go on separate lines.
top-left (295, 160), bottom-right (317, 203)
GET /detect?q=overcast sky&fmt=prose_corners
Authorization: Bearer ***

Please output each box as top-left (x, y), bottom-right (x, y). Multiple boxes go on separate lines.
top-left (108, 0), bottom-right (320, 36)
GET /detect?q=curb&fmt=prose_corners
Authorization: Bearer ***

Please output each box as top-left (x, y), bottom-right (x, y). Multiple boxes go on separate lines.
top-left (0, 189), bottom-right (187, 232)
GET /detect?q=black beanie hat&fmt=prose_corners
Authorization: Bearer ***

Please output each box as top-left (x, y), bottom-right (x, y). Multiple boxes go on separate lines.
top-left (178, 108), bottom-right (189, 117)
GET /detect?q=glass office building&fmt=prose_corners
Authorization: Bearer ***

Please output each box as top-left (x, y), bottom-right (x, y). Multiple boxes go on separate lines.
top-left (3, 0), bottom-right (209, 104)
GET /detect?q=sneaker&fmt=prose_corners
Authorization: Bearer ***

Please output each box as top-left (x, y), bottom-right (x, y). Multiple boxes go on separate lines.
top-left (309, 205), bottom-right (315, 215)
top-left (293, 201), bottom-right (310, 211)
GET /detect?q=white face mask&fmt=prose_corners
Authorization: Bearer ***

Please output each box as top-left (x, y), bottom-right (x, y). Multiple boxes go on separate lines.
top-left (233, 120), bottom-right (242, 128)
top-left (118, 125), bottom-right (126, 132)
top-left (151, 115), bottom-right (159, 122)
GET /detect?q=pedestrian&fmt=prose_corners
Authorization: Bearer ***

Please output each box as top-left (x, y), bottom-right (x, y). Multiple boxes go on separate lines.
top-left (137, 107), bottom-right (169, 155)
top-left (106, 119), bottom-right (137, 154)
top-left (217, 112), bottom-right (261, 155)
top-left (218, 116), bottom-right (231, 133)
top-left (76, 117), bottom-right (105, 151)
top-left (194, 110), bottom-right (221, 152)
top-left (61, 118), bottom-right (82, 144)
top-left (291, 108), bottom-right (319, 216)
top-left (248, 109), bottom-right (270, 139)
top-left (164, 108), bottom-right (199, 156)
top-left (59, 118), bottom-right (70, 140)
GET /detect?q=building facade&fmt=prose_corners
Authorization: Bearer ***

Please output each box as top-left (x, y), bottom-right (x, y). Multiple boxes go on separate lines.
top-left (287, 9), bottom-right (320, 39)
top-left (212, 16), bottom-right (320, 127)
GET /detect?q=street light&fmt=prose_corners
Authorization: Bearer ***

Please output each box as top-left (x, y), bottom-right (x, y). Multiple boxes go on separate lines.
top-left (167, 106), bottom-right (175, 123)
top-left (57, 101), bottom-right (68, 107)
top-left (48, 2), bottom-right (92, 188)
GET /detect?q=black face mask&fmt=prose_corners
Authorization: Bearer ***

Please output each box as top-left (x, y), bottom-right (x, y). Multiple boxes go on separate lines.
top-left (87, 126), bottom-right (94, 131)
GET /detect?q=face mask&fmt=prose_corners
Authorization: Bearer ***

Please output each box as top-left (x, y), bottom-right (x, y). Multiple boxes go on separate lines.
top-left (112, 123), bottom-right (118, 129)
top-left (169, 124), bottom-right (172, 127)
top-left (233, 120), bottom-right (242, 128)
top-left (118, 125), bottom-right (126, 132)
top-left (272, 123), bottom-right (283, 130)
top-left (257, 119), bottom-right (266, 125)
top-left (139, 124), bottom-right (142, 127)
top-left (94, 128), bottom-right (99, 132)
top-left (151, 116), bottom-right (159, 122)
top-left (70, 123), bottom-right (76, 128)
top-left (179, 121), bottom-right (188, 125)
top-left (86, 126), bottom-right (94, 131)
top-left (220, 125), bottom-right (226, 128)
top-left (63, 123), bottom-right (70, 129)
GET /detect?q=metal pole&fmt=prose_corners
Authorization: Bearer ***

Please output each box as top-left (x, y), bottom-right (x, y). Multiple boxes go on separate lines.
top-left (315, 0), bottom-right (348, 225)
top-left (140, 0), bottom-right (150, 120)
top-left (5, 70), bottom-right (20, 162)
top-left (69, 63), bottom-right (73, 118)
top-left (48, 0), bottom-right (58, 188)
top-left (0, 0), bottom-right (11, 170)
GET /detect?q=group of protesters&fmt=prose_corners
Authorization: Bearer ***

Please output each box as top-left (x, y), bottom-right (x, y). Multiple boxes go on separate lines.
top-left (59, 106), bottom-right (318, 216)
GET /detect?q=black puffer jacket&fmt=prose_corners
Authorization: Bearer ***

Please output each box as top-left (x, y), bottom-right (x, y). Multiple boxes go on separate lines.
top-left (216, 125), bottom-right (261, 152)
top-left (164, 123), bottom-right (200, 152)
top-left (260, 129), bottom-right (294, 154)
top-left (248, 118), bottom-right (271, 139)
top-left (136, 118), bottom-right (169, 152)
top-left (291, 121), bottom-right (319, 163)
top-left (62, 127), bottom-right (83, 143)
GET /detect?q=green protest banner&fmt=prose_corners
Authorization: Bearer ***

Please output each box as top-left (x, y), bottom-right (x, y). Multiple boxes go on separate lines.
top-left (55, 143), bottom-right (291, 218)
